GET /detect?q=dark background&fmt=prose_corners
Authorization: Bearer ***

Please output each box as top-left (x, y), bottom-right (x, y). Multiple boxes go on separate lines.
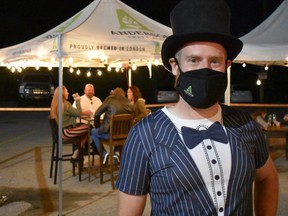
top-left (0, 0), bottom-right (285, 47)
top-left (0, 0), bottom-right (287, 105)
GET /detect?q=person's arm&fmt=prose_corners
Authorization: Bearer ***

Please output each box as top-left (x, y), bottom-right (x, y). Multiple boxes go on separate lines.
top-left (255, 116), bottom-right (270, 129)
top-left (118, 191), bottom-right (147, 216)
top-left (72, 100), bottom-right (76, 108)
top-left (254, 156), bottom-right (279, 216)
top-left (65, 100), bottom-right (82, 117)
top-left (93, 102), bottom-right (108, 127)
top-left (134, 99), bottom-right (148, 122)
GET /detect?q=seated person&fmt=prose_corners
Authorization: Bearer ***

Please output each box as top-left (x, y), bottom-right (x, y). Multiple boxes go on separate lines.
top-left (127, 86), bottom-right (148, 124)
top-left (283, 114), bottom-right (288, 122)
top-left (251, 108), bottom-right (270, 130)
top-left (91, 87), bottom-right (134, 164)
top-left (73, 83), bottom-right (102, 123)
top-left (50, 86), bottom-right (92, 161)
top-left (73, 83), bottom-right (102, 154)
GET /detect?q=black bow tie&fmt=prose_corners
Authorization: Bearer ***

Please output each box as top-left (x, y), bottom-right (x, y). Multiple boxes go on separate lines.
top-left (181, 121), bottom-right (228, 149)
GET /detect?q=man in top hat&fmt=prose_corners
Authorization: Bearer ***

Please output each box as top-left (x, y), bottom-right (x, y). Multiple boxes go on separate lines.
top-left (116, 0), bottom-right (279, 215)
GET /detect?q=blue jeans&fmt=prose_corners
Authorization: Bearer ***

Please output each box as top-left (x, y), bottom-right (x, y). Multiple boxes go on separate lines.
top-left (91, 128), bottom-right (109, 157)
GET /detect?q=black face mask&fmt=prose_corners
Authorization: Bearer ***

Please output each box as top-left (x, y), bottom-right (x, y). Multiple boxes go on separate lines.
top-left (176, 66), bottom-right (227, 109)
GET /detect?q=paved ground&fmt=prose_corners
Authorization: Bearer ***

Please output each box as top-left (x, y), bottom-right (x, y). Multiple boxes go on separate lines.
top-left (0, 111), bottom-right (152, 216)
top-left (0, 111), bottom-right (287, 215)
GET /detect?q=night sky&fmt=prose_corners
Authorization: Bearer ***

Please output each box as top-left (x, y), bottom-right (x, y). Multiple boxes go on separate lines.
top-left (0, 0), bottom-right (284, 49)
top-left (0, 0), bottom-right (287, 104)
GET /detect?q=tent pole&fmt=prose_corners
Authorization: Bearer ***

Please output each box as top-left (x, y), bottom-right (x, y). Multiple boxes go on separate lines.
top-left (128, 68), bottom-right (132, 86)
top-left (224, 66), bottom-right (231, 105)
top-left (57, 34), bottom-right (64, 216)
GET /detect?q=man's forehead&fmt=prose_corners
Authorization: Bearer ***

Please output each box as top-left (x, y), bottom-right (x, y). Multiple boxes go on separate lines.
top-left (179, 42), bottom-right (227, 58)
top-left (85, 84), bottom-right (94, 90)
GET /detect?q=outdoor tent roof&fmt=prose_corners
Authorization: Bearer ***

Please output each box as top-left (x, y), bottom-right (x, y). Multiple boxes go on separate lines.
top-left (3, 0), bottom-right (287, 70)
top-left (0, 0), bottom-right (172, 69)
top-left (234, 0), bottom-right (288, 66)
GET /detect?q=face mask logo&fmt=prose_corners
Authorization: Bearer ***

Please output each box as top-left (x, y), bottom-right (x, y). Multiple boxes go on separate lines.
top-left (184, 86), bottom-right (194, 97)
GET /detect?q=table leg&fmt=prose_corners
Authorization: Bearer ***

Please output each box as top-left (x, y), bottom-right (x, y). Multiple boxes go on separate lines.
top-left (88, 125), bottom-right (91, 181)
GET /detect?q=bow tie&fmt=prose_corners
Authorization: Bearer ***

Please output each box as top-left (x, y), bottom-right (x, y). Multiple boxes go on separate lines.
top-left (181, 121), bottom-right (228, 149)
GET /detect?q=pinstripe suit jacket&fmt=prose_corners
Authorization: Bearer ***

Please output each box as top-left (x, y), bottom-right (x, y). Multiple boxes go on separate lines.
top-left (116, 104), bottom-right (269, 216)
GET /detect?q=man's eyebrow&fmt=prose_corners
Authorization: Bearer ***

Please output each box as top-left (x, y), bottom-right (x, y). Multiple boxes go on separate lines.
top-left (185, 54), bottom-right (199, 59)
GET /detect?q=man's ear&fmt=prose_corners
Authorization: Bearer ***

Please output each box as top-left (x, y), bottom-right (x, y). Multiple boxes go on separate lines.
top-left (169, 58), bottom-right (178, 76)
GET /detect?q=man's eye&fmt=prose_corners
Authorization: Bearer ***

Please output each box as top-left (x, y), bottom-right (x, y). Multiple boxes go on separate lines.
top-left (190, 59), bottom-right (197, 63)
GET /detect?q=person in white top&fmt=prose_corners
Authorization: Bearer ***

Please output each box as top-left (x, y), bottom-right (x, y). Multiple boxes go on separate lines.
top-left (73, 83), bottom-right (102, 123)
top-left (251, 108), bottom-right (271, 130)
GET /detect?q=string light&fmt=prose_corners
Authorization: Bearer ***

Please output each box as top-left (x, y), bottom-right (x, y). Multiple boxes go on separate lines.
top-left (68, 57), bottom-right (73, 65)
top-left (264, 65), bottom-right (269, 70)
top-left (76, 69), bottom-right (81, 75)
top-left (50, 57), bottom-right (56, 63)
top-left (116, 63), bottom-right (122, 72)
top-left (147, 60), bottom-right (152, 78)
top-left (11, 67), bottom-right (16, 73)
top-left (242, 63), bottom-right (246, 68)
top-left (154, 59), bottom-right (159, 66)
top-left (100, 55), bottom-right (107, 63)
top-left (17, 67), bottom-right (22, 73)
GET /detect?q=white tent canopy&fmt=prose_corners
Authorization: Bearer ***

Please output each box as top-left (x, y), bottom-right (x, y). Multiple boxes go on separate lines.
top-left (0, 1), bottom-right (172, 215)
top-left (0, 0), bottom-right (172, 70)
top-left (234, 0), bottom-right (288, 66)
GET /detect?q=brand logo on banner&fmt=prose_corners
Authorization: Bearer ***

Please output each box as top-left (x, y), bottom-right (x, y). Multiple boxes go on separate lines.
top-left (116, 9), bottom-right (152, 31)
top-left (56, 11), bottom-right (84, 34)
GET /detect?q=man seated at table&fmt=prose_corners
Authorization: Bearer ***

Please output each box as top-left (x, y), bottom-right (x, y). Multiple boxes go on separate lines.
top-left (91, 87), bottom-right (134, 165)
top-left (73, 83), bottom-right (102, 123)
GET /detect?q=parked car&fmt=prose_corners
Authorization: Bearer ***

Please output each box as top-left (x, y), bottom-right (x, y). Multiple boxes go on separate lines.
top-left (18, 72), bottom-right (55, 106)
top-left (230, 85), bottom-right (253, 103)
top-left (156, 90), bottom-right (179, 103)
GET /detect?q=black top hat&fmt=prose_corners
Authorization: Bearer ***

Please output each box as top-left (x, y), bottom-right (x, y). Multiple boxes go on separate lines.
top-left (161, 0), bottom-right (243, 71)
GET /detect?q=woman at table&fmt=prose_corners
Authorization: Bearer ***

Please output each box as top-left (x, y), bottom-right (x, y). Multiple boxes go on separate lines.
top-left (283, 114), bottom-right (288, 122)
top-left (251, 108), bottom-right (270, 130)
top-left (127, 86), bottom-right (148, 124)
top-left (50, 86), bottom-right (92, 161)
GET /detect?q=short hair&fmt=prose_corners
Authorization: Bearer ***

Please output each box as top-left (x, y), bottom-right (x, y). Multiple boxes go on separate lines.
top-left (84, 83), bottom-right (94, 90)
